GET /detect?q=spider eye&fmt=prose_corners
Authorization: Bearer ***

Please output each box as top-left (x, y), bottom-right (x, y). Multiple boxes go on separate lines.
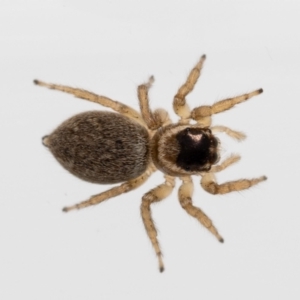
top-left (211, 136), bottom-right (218, 147)
top-left (211, 152), bottom-right (218, 163)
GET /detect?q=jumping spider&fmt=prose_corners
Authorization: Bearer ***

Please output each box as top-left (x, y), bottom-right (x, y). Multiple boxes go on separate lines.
top-left (34, 55), bottom-right (267, 272)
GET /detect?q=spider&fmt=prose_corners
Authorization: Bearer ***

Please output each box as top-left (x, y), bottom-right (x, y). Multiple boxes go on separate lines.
top-left (34, 55), bottom-right (267, 272)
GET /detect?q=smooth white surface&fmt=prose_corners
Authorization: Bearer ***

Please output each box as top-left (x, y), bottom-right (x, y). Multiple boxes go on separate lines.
top-left (1, 0), bottom-right (299, 299)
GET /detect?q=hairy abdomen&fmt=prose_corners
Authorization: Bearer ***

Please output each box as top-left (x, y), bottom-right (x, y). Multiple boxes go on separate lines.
top-left (43, 111), bottom-right (150, 184)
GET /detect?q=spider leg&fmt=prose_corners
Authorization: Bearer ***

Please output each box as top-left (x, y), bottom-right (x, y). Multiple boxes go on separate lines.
top-left (210, 154), bottom-right (241, 173)
top-left (62, 165), bottom-right (155, 212)
top-left (191, 89), bottom-right (263, 126)
top-left (33, 80), bottom-right (145, 126)
top-left (173, 55), bottom-right (206, 122)
top-left (137, 76), bottom-right (171, 130)
top-left (178, 176), bottom-right (223, 242)
top-left (201, 173), bottom-right (267, 195)
top-left (141, 175), bottom-right (175, 272)
top-left (211, 125), bottom-right (246, 141)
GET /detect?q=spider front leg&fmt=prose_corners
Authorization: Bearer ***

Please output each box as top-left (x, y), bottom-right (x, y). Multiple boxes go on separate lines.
top-left (178, 176), bottom-right (224, 243)
top-left (211, 126), bottom-right (246, 141)
top-left (141, 175), bottom-right (175, 272)
top-left (137, 76), bottom-right (171, 130)
top-left (201, 172), bottom-right (267, 195)
top-left (33, 80), bottom-right (145, 126)
top-left (210, 154), bottom-right (241, 173)
top-left (63, 165), bottom-right (155, 212)
top-left (191, 89), bottom-right (263, 127)
top-left (173, 55), bottom-right (206, 122)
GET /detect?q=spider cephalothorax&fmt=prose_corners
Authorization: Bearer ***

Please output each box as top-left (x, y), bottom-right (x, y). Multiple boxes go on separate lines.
top-left (35, 54), bottom-right (266, 272)
top-left (150, 125), bottom-right (219, 176)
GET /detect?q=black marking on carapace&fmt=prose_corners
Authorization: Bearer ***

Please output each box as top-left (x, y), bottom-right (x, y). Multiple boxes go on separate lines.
top-left (176, 128), bottom-right (218, 172)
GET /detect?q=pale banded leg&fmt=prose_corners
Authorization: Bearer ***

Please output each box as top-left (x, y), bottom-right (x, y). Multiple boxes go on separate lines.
top-left (201, 172), bottom-right (267, 195)
top-left (141, 175), bottom-right (176, 272)
top-left (173, 55), bottom-right (206, 121)
top-left (137, 76), bottom-right (170, 130)
top-left (63, 165), bottom-right (156, 212)
top-left (33, 80), bottom-right (145, 126)
top-left (178, 176), bottom-right (223, 242)
top-left (211, 125), bottom-right (246, 141)
top-left (191, 89), bottom-right (263, 126)
top-left (210, 154), bottom-right (241, 173)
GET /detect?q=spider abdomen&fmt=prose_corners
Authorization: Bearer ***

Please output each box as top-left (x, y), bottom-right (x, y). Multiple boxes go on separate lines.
top-left (43, 111), bottom-right (150, 184)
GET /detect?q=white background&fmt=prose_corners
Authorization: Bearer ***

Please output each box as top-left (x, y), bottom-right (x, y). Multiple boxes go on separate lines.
top-left (1, 0), bottom-right (299, 299)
